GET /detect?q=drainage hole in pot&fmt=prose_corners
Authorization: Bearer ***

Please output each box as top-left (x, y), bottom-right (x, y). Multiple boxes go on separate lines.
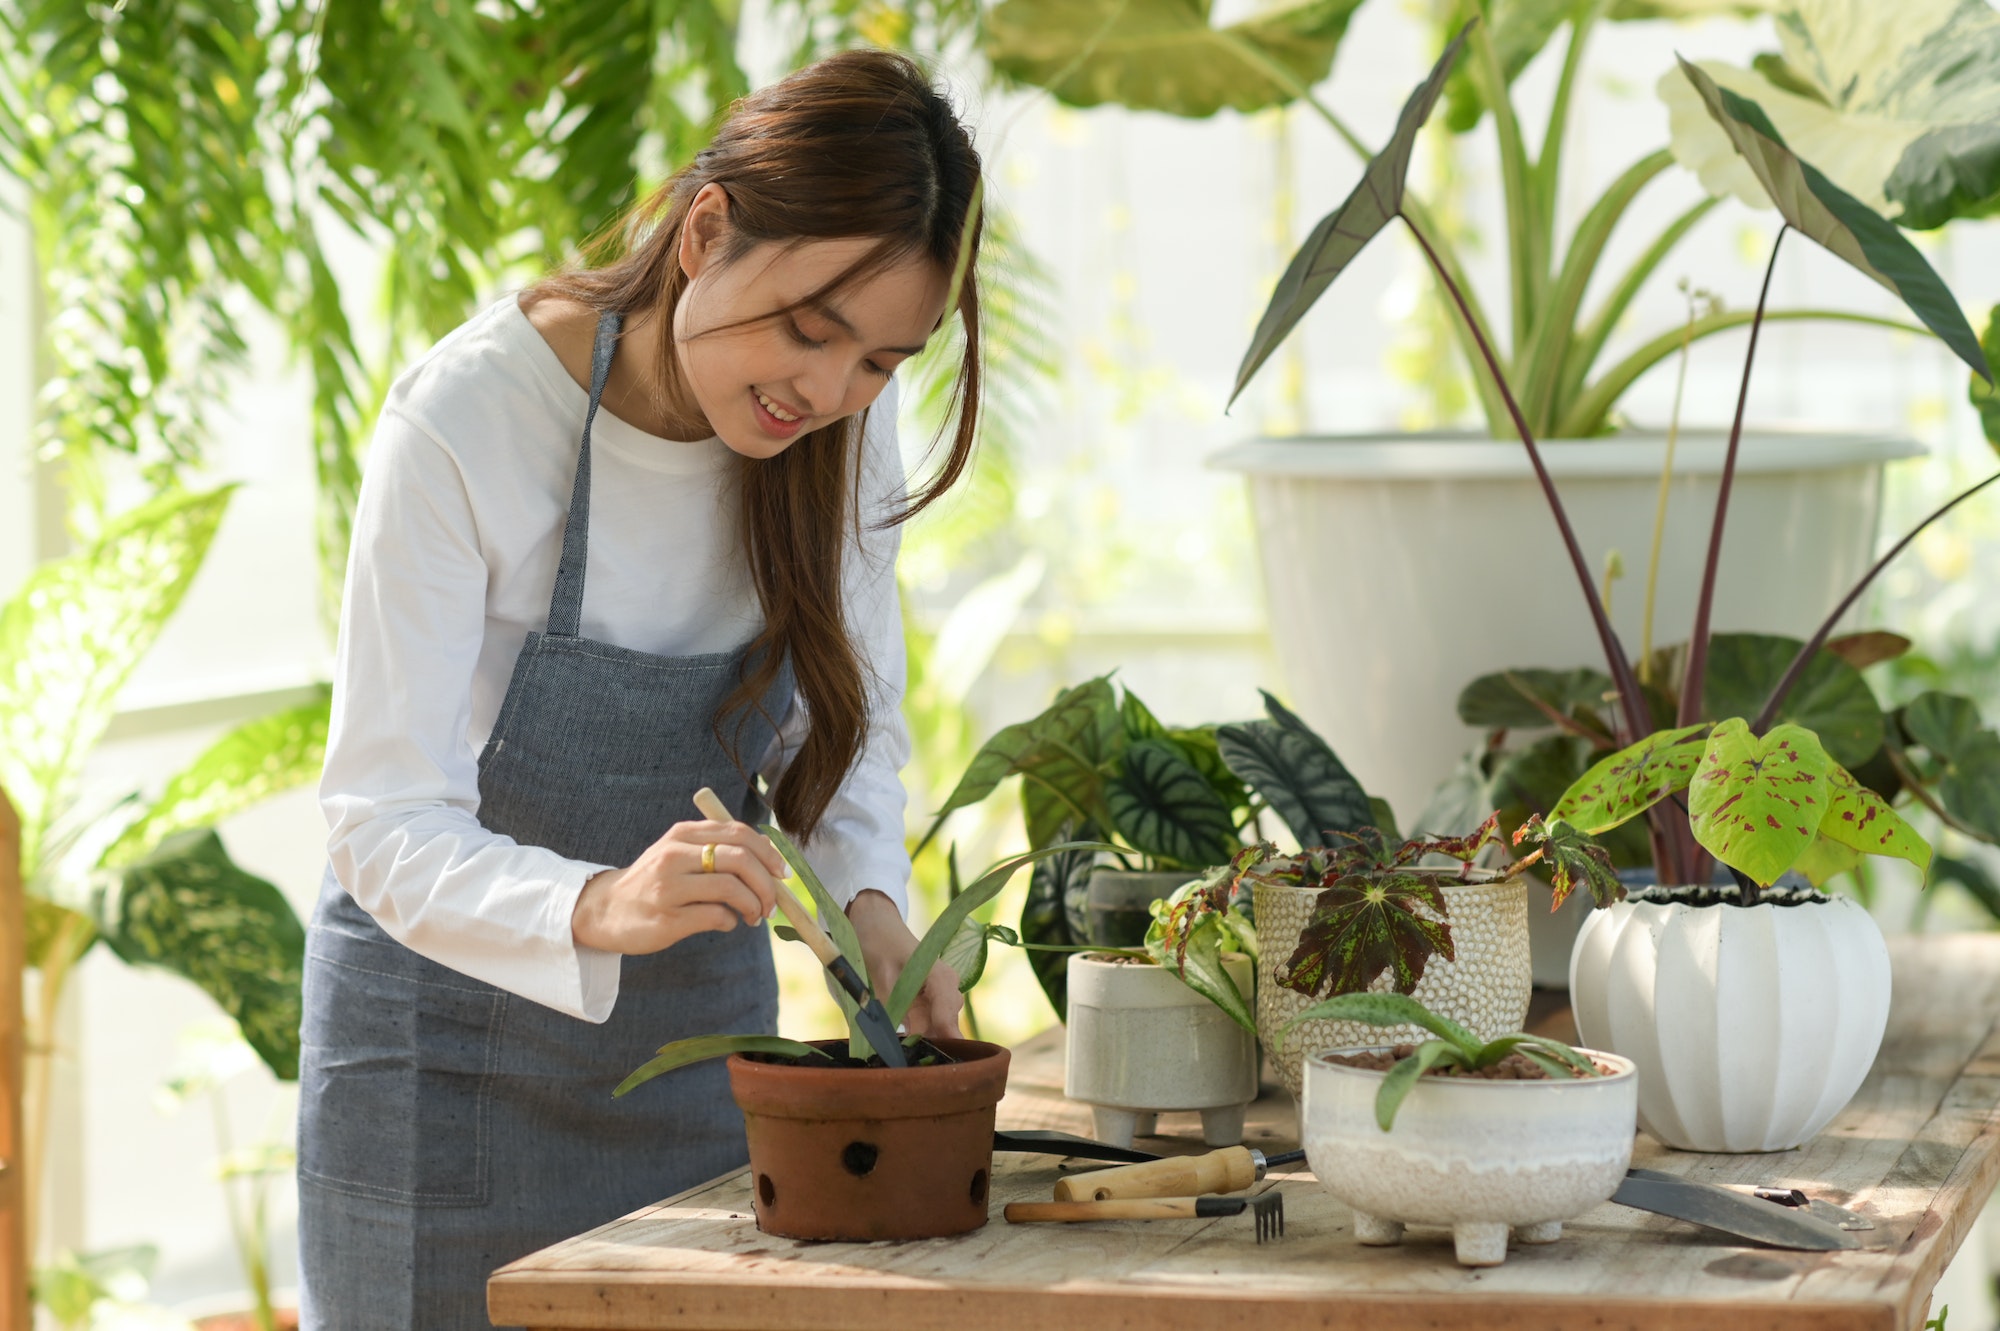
top-left (757, 1174), bottom-right (776, 1208)
top-left (841, 1141), bottom-right (880, 1177)
top-left (970, 1169), bottom-right (989, 1208)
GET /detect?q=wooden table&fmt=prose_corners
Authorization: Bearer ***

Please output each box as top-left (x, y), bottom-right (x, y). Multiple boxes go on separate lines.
top-left (492, 934), bottom-right (2000, 1331)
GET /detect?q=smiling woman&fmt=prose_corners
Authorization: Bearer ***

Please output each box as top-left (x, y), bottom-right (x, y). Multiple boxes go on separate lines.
top-left (301, 48), bottom-right (985, 1331)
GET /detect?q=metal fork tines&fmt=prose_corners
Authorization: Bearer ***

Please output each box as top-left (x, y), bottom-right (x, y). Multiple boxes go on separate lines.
top-left (1251, 1191), bottom-right (1285, 1243)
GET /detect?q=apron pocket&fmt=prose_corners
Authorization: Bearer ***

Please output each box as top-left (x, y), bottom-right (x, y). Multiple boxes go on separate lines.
top-left (299, 934), bottom-right (505, 1208)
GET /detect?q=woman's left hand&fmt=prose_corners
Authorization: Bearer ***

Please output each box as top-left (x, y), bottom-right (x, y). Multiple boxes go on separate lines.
top-left (846, 888), bottom-right (964, 1041)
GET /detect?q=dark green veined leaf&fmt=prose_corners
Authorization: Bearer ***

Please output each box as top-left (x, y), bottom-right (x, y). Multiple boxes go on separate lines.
top-left (1512, 814), bottom-right (1624, 909)
top-left (1218, 691), bottom-right (1371, 847)
top-left (1373, 1039), bottom-right (1458, 1131)
top-left (885, 840), bottom-right (1118, 1027)
top-left (96, 828), bottom-right (304, 1080)
top-left (1902, 691), bottom-right (2000, 842)
top-left (1974, 306), bottom-right (2000, 453)
top-left (1277, 872), bottom-right (1455, 999)
top-left (1688, 721), bottom-right (1831, 886)
top-left (1456, 667), bottom-right (1615, 731)
top-left (1367, 797), bottom-right (1401, 844)
top-left (102, 688), bottom-right (331, 869)
top-left (1279, 989), bottom-right (1480, 1057)
top-left (1552, 723), bottom-right (1713, 834)
top-left (1020, 834), bottom-right (1097, 1020)
top-left (982, 0), bottom-right (1366, 119)
top-left (1230, 21), bottom-right (1475, 406)
top-left (0, 486), bottom-right (233, 879)
top-left (614, 1035), bottom-right (828, 1098)
top-left (1106, 740), bottom-right (1239, 869)
top-left (1815, 763), bottom-right (1932, 878)
top-left (1167, 727), bottom-right (1251, 818)
top-left (1698, 633), bottom-right (1882, 767)
top-left (1676, 58), bottom-right (1989, 380)
top-left (919, 676), bottom-right (1119, 854)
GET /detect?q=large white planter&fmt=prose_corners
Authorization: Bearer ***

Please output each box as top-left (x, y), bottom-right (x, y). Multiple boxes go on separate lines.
top-left (1211, 431), bottom-right (1920, 821)
top-left (1569, 891), bottom-right (1891, 1152)
top-left (1064, 952), bottom-right (1259, 1148)
top-left (1255, 874), bottom-right (1530, 1100)
top-left (1302, 1045), bottom-right (1638, 1267)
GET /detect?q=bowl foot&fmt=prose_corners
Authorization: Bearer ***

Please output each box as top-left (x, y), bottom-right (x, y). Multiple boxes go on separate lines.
top-left (1453, 1221), bottom-right (1510, 1267)
top-left (1353, 1212), bottom-right (1405, 1246)
top-left (1199, 1104), bottom-right (1246, 1146)
top-left (1088, 1107), bottom-right (1157, 1147)
top-left (1515, 1219), bottom-right (1562, 1244)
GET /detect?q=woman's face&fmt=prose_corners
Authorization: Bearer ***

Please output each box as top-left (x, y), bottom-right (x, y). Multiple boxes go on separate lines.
top-left (674, 184), bottom-right (949, 460)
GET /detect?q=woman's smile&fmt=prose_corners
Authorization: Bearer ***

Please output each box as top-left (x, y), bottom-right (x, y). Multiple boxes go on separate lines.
top-left (750, 385), bottom-right (808, 438)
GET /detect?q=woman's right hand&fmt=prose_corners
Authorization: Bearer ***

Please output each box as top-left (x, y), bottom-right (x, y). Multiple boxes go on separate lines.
top-left (571, 819), bottom-right (787, 954)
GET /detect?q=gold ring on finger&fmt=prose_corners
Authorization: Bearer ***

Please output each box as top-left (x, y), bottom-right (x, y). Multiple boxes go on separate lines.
top-left (701, 843), bottom-right (718, 874)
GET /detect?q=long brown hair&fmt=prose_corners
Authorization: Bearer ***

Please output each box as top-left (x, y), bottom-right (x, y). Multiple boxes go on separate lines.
top-left (533, 49), bottom-right (984, 841)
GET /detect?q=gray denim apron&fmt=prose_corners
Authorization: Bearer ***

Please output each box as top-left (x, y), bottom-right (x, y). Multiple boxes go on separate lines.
top-left (298, 311), bottom-right (786, 1330)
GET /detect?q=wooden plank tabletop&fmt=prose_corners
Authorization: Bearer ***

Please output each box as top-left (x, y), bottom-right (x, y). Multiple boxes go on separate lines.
top-left (491, 933), bottom-right (2000, 1331)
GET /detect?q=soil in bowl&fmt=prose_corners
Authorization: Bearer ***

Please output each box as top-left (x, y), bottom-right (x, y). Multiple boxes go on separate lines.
top-left (1325, 1045), bottom-right (1617, 1079)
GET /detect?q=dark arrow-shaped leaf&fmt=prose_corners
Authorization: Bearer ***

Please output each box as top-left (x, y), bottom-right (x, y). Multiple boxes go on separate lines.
top-left (1217, 690), bottom-right (1371, 847)
top-left (1107, 739), bottom-right (1241, 869)
top-left (1229, 20), bottom-right (1475, 406)
top-left (1678, 57), bottom-right (1991, 383)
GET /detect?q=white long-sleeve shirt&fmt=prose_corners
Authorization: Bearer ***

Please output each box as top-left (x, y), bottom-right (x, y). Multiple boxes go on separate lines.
top-left (319, 294), bottom-right (912, 1022)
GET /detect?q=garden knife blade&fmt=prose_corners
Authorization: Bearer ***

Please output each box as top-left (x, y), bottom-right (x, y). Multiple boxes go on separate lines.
top-left (691, 787), bottom-right (907, 1068)
top-left (1613, 1169), bottom-right (1861, 1250)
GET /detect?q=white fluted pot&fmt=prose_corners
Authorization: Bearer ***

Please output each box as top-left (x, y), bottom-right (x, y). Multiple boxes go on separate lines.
top-left (1569, 891), bottom-right (1890, 1152)
top-left (1257, 874), bottom-right (1530, 1100)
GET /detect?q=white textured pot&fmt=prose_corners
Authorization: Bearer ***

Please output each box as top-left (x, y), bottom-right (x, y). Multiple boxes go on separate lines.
top-left (1210, 431), bottom-right (1920, 820)
top-left (1064, 952), bottom-right (1258, 1148)
top-left (1569, 891), bottom-right (1891, 1152)
top-left (1256, 874), bottom-right (1531, 1100)
top-left (1301, 1046), bottom-right (1637, 1267)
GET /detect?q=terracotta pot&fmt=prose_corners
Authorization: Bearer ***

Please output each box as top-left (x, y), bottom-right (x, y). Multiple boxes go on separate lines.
top-left (727, 1037), bottom-right (1010, 1241)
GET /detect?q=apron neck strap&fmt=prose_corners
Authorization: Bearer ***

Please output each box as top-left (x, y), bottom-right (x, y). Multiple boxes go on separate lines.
top-left (547, 309), bottom-right (623, 638)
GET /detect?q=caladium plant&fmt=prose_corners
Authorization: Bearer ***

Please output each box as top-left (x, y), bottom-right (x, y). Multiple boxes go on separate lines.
top-left (1548, 718), bottom-right (1932, 892)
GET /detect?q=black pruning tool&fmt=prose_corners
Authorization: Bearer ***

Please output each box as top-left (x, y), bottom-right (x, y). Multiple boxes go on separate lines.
top-left (692, 787), bottom-right (908, 1069)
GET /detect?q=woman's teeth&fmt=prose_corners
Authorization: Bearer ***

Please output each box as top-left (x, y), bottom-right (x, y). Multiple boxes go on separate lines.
top-left (756, 390), bottom-right (800, 423)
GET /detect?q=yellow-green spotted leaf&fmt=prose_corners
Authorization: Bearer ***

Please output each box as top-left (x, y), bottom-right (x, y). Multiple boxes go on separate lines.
top-left (1816, 763), bottom-right (1932, 880)
top-left (1688, 720), bottom-right (1831, 887)
top-left (1550, 723), bottom-right (1712, 835)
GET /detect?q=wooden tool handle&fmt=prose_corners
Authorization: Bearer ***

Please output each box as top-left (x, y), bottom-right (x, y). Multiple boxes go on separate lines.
top-left (691, 786), bottom-right (839, 969)
top-left (1005, 1199), bottom-right (1202, 1224)
top-left (1053, 1147), bottom-right (1257, 1202)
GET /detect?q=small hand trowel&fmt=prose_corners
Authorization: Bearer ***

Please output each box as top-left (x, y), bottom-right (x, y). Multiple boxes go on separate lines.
top-left (691, 787), bottom-right (907, 1069)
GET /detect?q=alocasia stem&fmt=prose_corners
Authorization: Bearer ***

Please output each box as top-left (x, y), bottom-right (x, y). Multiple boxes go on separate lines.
top-left (1752, 468), bottom-right (2000, 733)
top-left (1403, 215), bottom-right (1651, 748)
top-left (1678, 224), bottom-right (1788, 729)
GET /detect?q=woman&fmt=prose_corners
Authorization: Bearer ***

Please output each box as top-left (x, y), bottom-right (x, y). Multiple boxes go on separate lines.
top-left (300, 50), bottom-right (982, 1329)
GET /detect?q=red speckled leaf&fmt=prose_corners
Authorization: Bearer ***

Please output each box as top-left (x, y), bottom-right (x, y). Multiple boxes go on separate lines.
top-left (1817, 762), bottom-right (1932, 880)
top-left (1513, 815), bottom-right (1623, 909)
top-left (1551, 723), bottom-right (1713, 834)
top-left (1688, 720), bottom-right (1831, 886)
top-left (1277, 872), bottom-right (1454, 999)
top-left (1396, 812), bottom-right (1503, 868)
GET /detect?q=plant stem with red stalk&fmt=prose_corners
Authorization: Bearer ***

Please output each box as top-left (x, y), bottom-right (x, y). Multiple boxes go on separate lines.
top-left (1404, 215), bottom-right (1689, 881)
top-left (1751, 469), bottom-right (2000, 733)
top-left (1676, 224), bottom-right (1788, 730)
